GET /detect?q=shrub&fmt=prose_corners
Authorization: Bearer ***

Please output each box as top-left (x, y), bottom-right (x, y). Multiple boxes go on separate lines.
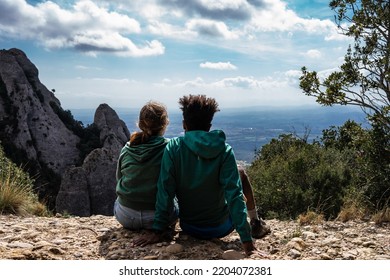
top-left (248, 134), bottom-right (352, 220)
top-left (0, 144), bottom-right (48, 216)
top-left (323, 120), bottom-right (390, 214)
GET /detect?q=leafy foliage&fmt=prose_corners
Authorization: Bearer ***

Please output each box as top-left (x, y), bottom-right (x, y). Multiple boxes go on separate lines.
top-left (323, 120), bottom-right (390, 211)
top-left (248, 134), bottom-right (351, 220)
top-left (248, 119), bottom-right (389, 221)
top-left (300, 0), bottom-right (390, 127)
top-left (290, 0), bottom-right (390, 221)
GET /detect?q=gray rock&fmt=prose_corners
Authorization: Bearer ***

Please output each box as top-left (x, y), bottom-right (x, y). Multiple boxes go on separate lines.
top-left (84, 148), bottom-right (117, 215)
top-left (56, 103), bottom-right (129, 216)
top-left (55, 167), bottom-right (91, 217)
top-left (0, 48), bottom-right (80, 174)
top-left (288, 249), bottom-right (301, 259)
top-left (1, 49), bottom-right (131, 216)
top-left (94, 103), bottom-right (130, 151)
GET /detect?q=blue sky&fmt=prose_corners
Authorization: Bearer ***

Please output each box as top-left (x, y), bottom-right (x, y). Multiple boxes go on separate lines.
top-left (0, 0), bottom-right (351, 111)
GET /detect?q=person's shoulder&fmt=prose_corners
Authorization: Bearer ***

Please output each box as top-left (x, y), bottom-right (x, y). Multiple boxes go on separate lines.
top-left (165, 136), bottom-right (184, 149)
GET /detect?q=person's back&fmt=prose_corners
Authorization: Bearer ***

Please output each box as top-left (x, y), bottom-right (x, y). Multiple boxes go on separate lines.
top-left (155, 129), bottom-right (249, 238)
top-left (114, 101), bottom-right (175, 230)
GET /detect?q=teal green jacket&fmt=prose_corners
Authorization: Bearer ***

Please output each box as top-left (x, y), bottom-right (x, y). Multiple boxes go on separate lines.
top-left (116, 136), bottom-right (168, 210)
top-left (153, 130), bottom-right (252, 242)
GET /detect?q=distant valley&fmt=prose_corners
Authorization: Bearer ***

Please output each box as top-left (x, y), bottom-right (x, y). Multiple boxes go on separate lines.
top-left (72, 106), bottom-right (367, 164)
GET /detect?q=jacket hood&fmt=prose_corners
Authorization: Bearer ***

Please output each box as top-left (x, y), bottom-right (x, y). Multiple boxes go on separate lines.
top-left (122, 136), bottom-right (168, 163)
top-left (183, 130), bottom-right (226, 159)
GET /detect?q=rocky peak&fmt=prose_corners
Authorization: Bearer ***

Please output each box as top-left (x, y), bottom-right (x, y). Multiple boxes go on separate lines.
top-left (94, 103), bottom-right (129, 153)
top-left (56, 104), bottom-right (130, 216)
top-left (0, 48), bottom-right (79, 174)
top-left (0, 48), bottom-right (130, 215)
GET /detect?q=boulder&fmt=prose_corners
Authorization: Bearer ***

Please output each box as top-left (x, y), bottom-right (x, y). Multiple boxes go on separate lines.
top-left (55, 167), bottom-right (90, 217)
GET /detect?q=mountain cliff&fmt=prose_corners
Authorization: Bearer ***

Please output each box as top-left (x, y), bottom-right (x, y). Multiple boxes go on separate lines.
top-left (0, 48), bottom-right (130, 214)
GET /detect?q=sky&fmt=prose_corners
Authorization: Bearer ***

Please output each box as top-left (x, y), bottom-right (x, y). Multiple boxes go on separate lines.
top-left (0, 0), bottom-right (352, 111)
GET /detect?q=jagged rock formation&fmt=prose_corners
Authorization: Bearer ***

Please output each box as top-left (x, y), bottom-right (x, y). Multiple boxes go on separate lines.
top-left (0, 48), bottom-right (130, 215)
top-left (56, 104), bottom-right (130, 216)
top-left (0, 48), bottom-right (81, 172)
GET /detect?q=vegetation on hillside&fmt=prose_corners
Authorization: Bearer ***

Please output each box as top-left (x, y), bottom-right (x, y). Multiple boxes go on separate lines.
top-left (249, 0), bottom-right (389, 223)
top-left (0, 144), bottom-right (48, 216)
top-left (248, 120), bottom-right (389, 222)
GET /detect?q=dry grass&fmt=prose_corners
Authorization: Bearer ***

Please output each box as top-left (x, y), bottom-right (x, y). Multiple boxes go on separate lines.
top-left (372, 208), bottom-right (390, 224)
top-left (336, 189), bottom-right (369, 222)
top-left (337, 203), bottom-right (366, 222)
top-left (297, 211), bottom-right (324, 225)
top-left (0, 147), bottom-right (48, 216)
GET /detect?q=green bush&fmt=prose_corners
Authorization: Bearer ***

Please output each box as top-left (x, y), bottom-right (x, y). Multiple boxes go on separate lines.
top-left (322, 119), bottom-right (390, 212)
top-left (248, 118), bottom-right (389, 221)
top-left (248, 134), bottom-right (352, 220)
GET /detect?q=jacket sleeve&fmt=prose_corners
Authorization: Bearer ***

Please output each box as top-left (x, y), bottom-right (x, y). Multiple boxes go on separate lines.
top-left (153, 145), bottom-right (176, 231)
top-left (219, 146), bottom-right (252, 242)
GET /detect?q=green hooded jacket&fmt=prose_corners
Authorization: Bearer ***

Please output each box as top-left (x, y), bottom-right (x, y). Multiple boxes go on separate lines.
top-left (153, 130), bottom-right (252, 242)
top-left (116, 136), bottom-right (168, 210)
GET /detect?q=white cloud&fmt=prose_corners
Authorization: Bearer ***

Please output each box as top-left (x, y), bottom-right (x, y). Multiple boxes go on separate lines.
top-left (306, 49), bottom-right (322, 59)
top-left (198, 0), bottom-right (248, 11)
top-left (148, 20), bottom-right (196, 39)
top-left (0, 0), bottom-right (164, 57)
top-left (213, 76), bottom-right (261, 89)
top-left (75, 65), bottom-right (102, 70)
top-left (200, 61), bottom-right (237, 70)
top-left (285, 70), bottom-right (301, 77)
top-left (186, 19), bottom-right (240, 39)
top-left (248, 0), bottom-right (336, 35)
top-left (177, 77), bottom-right (206, 88)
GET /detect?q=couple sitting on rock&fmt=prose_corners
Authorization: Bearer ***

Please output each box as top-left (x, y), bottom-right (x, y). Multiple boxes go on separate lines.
top-left (114, 94), bottom-right (270, 256)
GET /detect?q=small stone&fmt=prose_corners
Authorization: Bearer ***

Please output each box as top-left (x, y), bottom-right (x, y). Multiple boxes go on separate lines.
top-left (287, 238), bottom-right (306, 251)
top-left (342, 252), bottom-right (356, 260)
top-left (49, 247), bottom-right (64, 255)
top-left (51, 239), bottom-right (66, 245)
top-left (320, 253), bottom-right (332, 260)
top-left (166, 243), bottom-right (184, 254)
top-left (96, 228), bottom-right (110, 232)
top-left (143, 255), bottom-right (158, 260)
top-left (222, 250), bottom-right (244, 260)
top-left (288, 249), bottom-right (301, 259)
top-left (362, 241), bottom-right (376, 248)
top-left (302, 231), bottom-right (316, 240)
top-left (7, 242), bottom-right (34, 249)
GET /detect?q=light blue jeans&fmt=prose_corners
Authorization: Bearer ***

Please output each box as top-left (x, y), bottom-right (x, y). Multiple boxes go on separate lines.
top-left (114, 199), bottom-right (178, 230)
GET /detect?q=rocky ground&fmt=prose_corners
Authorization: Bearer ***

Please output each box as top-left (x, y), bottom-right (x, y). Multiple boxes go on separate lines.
top-left (0, 214), bottom-right (389, 260)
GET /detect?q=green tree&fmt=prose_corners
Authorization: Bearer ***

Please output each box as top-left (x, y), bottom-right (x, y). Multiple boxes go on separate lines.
top-left (300, 0), bottom-right (390, 127)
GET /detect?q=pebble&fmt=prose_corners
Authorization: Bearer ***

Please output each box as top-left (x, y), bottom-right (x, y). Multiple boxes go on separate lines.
top-left (222, 250), bottom-right (244, 260)
top-left (166, 243), bottom-right (184, 254)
